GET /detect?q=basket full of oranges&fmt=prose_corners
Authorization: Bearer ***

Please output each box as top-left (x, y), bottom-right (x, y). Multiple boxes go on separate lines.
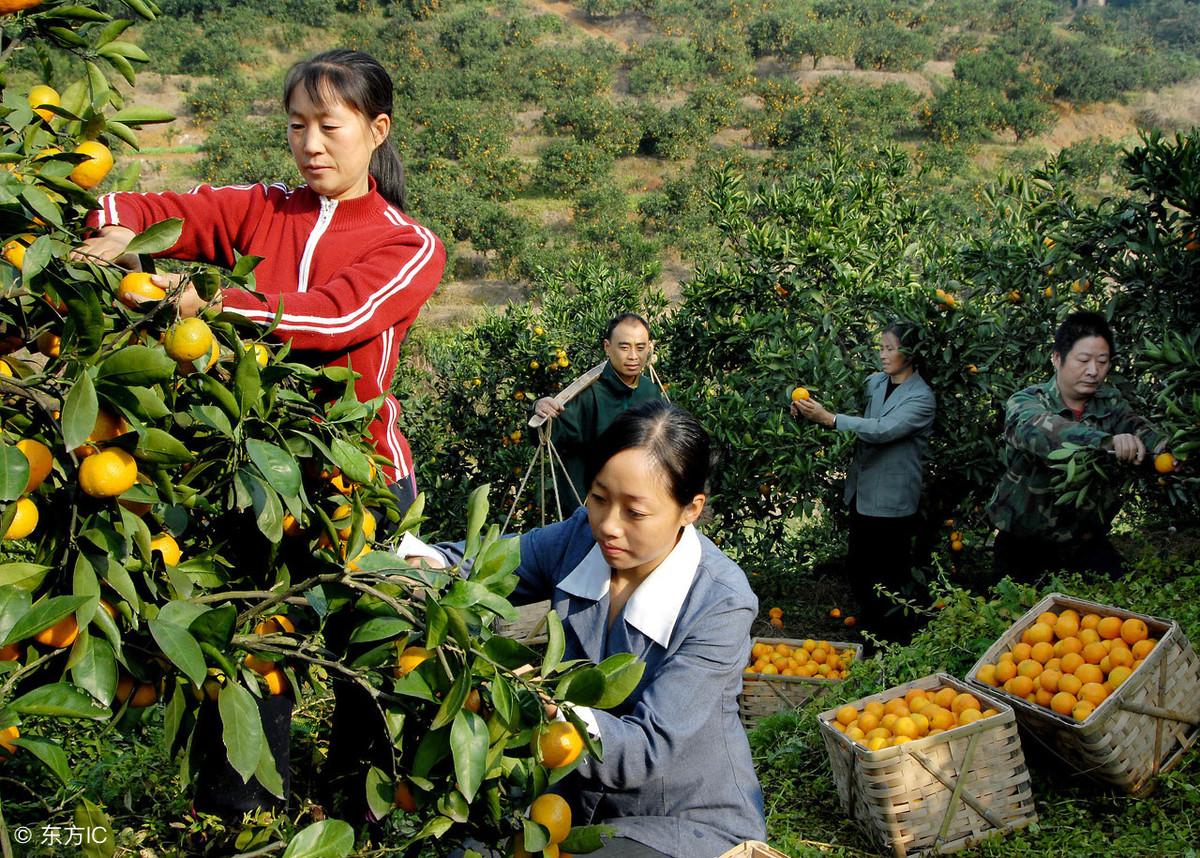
top-left (967, 593), bottom-right (1200, 794)
top-left (818, 673), bottom-right (1037, 856)
top-left (739, 637), bottom-right (862, 729)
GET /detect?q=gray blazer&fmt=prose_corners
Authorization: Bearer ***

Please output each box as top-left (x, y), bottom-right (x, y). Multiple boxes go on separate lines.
top-left (837, 371), bottom-right (936, 517)
top-left (508, 508), bottom-right (766, 858)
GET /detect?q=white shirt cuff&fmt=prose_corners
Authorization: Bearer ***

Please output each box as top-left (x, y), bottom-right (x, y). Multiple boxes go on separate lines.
top-left (396, 532), bottom-right (448, 566)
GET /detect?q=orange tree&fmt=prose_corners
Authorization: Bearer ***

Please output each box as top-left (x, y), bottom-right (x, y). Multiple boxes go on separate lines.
top-left (659, 134), bottom-right (1196, 580)
top-left (0, 3), bottom-right (639, 855)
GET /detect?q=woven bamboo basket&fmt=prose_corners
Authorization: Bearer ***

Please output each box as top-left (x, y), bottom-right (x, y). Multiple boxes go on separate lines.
top-left (965, 592), bottom-right (1200, 795)
top-left (716, 841), bottom-right (792, 858)
top-left (818, 673), bottom-right (1037, 857)
top-left (739, 637), bottom-right (864, 730)
top-left (493, 599), bottom-right (550, 645)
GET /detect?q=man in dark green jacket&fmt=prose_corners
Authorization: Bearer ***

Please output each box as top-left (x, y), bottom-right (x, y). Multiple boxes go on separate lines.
top-left (986, 312), bottom-right (1163, 581)
top-left (533, 314), bottom-right (664, 512)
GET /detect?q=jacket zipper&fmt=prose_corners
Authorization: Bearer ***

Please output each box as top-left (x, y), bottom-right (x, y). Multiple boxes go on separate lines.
top-left (297, 195), bottom-right (337, 292)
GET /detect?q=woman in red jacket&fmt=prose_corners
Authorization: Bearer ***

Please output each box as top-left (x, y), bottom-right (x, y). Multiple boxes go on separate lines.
top-left (75, 49), bottom-right (446, 511)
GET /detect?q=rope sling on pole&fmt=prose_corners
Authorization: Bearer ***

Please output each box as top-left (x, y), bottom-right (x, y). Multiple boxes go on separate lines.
top-left (503, 354), bottom-right (669, 531)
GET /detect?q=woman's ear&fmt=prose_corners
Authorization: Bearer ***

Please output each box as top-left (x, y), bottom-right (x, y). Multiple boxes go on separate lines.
top-left (371, 113), bottom-right (391, 148)
top-left (681, 494), bottom-right (706, 526)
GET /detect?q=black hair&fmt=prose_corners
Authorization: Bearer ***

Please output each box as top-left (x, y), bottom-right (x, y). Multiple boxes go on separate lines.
top-left (603, 312), bottom-right (652, 344)
top-left (586, 401), bottom-right (713, 506)
top-left (1054, 311), bottom-right (1115, 358)
top-left (283, 49), bottom-right (407, 211)
top-left (882, 319), bottom-right (925, 374)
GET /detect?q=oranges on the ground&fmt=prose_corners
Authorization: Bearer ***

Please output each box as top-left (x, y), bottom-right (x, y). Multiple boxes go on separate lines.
top-left (790, 386), bottom-right (810, 401)
top-left (164, 318), bottom-right (214, 362)
top-left (833, 687), bottom-right (995, 749)
top-left (117, 272), bottom-right (165, 308)
top-left (745, 638), bottom-right (856, 679)
top-left (537, 722), bottom-right (584, 769)
top-left (69, 140), bottom-right (113, 189)
top-left (78, 448), bottom-right (137, 497)
top-left (395, 645), bottom-right (432, 677)
top-left (975, 608), bottom-right (1158, 721)
top-left (530, 793), bottom-right (572, 844)
top-left (3, 497), bottom-right (38, 540)
top-left (34, 615), bottom-right (78, 648)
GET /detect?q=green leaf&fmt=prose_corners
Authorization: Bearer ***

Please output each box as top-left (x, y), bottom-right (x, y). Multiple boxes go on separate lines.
top-left (560, 824), bottom-right (616, 853)
top-left (71, 635), bottom-right (117, 706)
top-left (135, 427), bottom-right (195, 464)
top-left (11, 683), bottom-right (109, 719)
top-left (97, 345), bottom-right (176, 386)
top-left (62, 372), bottom-right (100, 452)
top-left (481, 636), bottom-right (539, 671)
top-left (189, 604), bottom-right (236, 649)
top-left (14, 736), bottom-right (73, 785)
top-left (542, 610), bottom-right (565, 675)
top-left (348, 617), bottom-right (413, 645)
top-left (254, 729), bottom-right (286, 798)
top-left (0, 443), bottom-right (31, 502)
top-left (230, 255), bottom-right (264, 279)
top-left (424, 596), bottom-right (448, 649)
top-left (432, 668), bottom-right (471, 731)
top-left (0, 562), bottom-right (51, 590)
top-left (3, 595), bottom-right (88, 645)
top-left (365, 767), bottom-right (393, 821)
top-left (593, 653), bottom-right (647, 709)
top-left (108, 106), bottom-right (175, 126)
top-left (219, 682), bottom-right (265, 785)
top-left (233, 346), bottom-right (263, 415)
top-left (330, 438), bottom-right (371, 483)
top-left (281, 820), bottom-right (355, 858)
top-left (463, 484), bottom-right (490, 560)
top-left (521, 817), bottom-right (550, 852)
top-left (148, 617), bottom-right (206, 687)
top-left (245, 439), bottom-right (301, 498)
top-left (556, 666), bottom-right (606, 706)
top-left (76, 798), bottom-right (116, 858)
top-left (449, 709), bottom-right (488, 802)
top-left (21, 184), bottom-right (63, 227)
top-left (490, 675), bottom-right (515, 725)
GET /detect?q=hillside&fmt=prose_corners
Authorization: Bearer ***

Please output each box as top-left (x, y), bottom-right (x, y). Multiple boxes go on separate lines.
top-left (107, 0), bottom-right (1200, 324)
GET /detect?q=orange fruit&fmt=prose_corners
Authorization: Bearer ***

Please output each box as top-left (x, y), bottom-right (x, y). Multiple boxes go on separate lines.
top-left (16, 438), bottom-right (52, 494)
top-left (843, 615), bottom-right (857, 627)
top-left (857, 712), bottom-right (880, 733)
top-left (537, 722), bottom-right (584, 769)
top-left (1055, 636), bottom-right (1083, 657)
top-left (1036, 611), bottom-right (1059, 627)
top-left (1054, 614), bottom-right (1080, 640)
top-left (957, 708), bottom-right (983, 726)
top-left (531, 793), bottom-right (572, 844)
top-left (35, 331), bottom-right (60, 357)
top-left (0, 724), bottom-right (18, 757)
top-left (976, 664), bottom-right (998, 686)
top-left (3, 497), bottom-right (38, 540)
top-left (0, 1), bottom-right (44, 16)
top-left (768, 617), bottom-right (783, 628)
top-left (1034, 687), bottom-right (1055, 707)
top-left (1074, 663), bottom-right (1104, 685)
top-left (927, 706), bottom-right (955, 731)
top-left (1030, 641), bottom-right (1055, 664)
top-left (767, 607), bottom-right (782, 619)
top-left (255, 614), bottom-right (296, 635)
top-left (1006, 675), bottom-right (1034, 698)
top-left (995, 660), bottom-right (1017, 682)
top-left (836, 705), bottom-right (858, 726)
top-left (27, 83), bottom-right (60, 123)
top-left (244, 653), bottom-right (277, 675)
top-left (394, 781), bottom-right (418, 812)
top-left (1081, 613), bottom-right (1101, 630)
top-left (1079, 628), bottom-right (1100, 645)
top-left (1060, 652), bottom-right (1085, 675)
top-left (951, 693), bottom-right (981, 715)
top-left (129, 682), bottom-right (158, 708)
top-left (1096, 616), bottom-right (1123, 641)
top-left (395, 645), bottom-right (432, 677)
top-left (117, 272), bottom-right (165, 308)
top-left (248, 342), bottom-right (270, 368)
top-left (331, 503), bottom-right (378, 542)
top-left (1017, 659), bottom-right (1043, 679)
top-left (1107, 665), bottom-right (1133, 689)
top-left (1051, 692), bottom-right (1077, 715)
top-left (1079, 682), bottom-right (1108, 707)
top-left (0, 643), bottom-right (21, 662)
top-left (464, 688), bottom-right (482, 714)
top-left (1057, 673), bottom-right (1082, 696)
top-left (34, 615), bottom-right (77, 648)
top-left (932, 687), bottom-right (957, 709)
top-left (164, 318), bottom-right (214, 362)
top-left (893, 717), bottom-right (919, 739)
top-left (263, 668), bottom-right (289, 696)
top-left (78, 448), bottom-right (138, 498)
top-left (1120, 618), bottom-right (1148, 646)
top-left (1072, 700), bottom-right (1095, 721)
top-left (1011, 642), bottom-right (1033, 662)
top-left (1108, 646), bottom-right (1133, 669)
top-left (69, 140), bottom-right (113, 189)
top-left (2, 234), bottom-right (32, 270)
top-left (1023, 622), bottom-right (1054, 645)
top-left (150, 532), bottom-right (182, 567)
top-left (790, 386), bottom-right (810, 401)
top-left (1153, 452), bottom-right (1177, 474)
top-left (829, 607), bottom-right (841, 618)
top-left (1131, 639), bottom-right (1156, 660)
top-left (1039, 669), bottom-right (1062, 693)
top-left (1082, 642), bottom-right (1108, 665)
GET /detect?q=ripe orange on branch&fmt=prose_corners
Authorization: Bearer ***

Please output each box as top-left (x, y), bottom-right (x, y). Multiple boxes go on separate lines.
top-left (117, 272), bottom-right (165, 308)
top-left (164, 318), bottom-right (214, 362)
top-left (34, 615), bottom-right (77, 648)
top-left (537, 721), bottom-right (584, 769)
top-left (530, 793), bottom-right (572, 845)
top-left (69, 140), bottom-right (113, 189)
top-left (27, 84), bottom-right (59, 122)
top-left (78, 448), bottom-right (138, 497)
top-left (3, 497), bottom-right (39, 540)
top-left (790, 386), bottom-right (810, 402)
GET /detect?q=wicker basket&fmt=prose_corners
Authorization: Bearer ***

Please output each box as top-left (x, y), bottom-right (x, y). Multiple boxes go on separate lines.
top-left (819, 673), bottom-right (1037, 857)
top-left (493, 599), bottom-right (551, 645)
top-left (739, 637), bottom-right (864, 730)
top-left (966, 592), bottom-right (1200, 795)
top-left (716, 841), bottom-right (792, 858)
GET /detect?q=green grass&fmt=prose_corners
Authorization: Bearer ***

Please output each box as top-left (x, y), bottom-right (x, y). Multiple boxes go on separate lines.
top-left (750, 525), bottom-right (1200, 857)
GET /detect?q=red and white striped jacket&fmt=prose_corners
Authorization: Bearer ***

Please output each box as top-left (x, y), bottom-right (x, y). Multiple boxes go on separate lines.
top-left (86, 181), bottom-right (446, 484)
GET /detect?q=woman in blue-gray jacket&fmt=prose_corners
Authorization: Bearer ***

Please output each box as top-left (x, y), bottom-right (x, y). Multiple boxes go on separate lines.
top-left (792, 321), bottom-right (936, 641)
top-left (415, 401), bottom-right (765, 858)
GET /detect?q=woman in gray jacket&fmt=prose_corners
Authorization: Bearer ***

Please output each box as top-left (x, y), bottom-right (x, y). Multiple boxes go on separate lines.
top-left (792, 321), bottom-right (936, 640)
